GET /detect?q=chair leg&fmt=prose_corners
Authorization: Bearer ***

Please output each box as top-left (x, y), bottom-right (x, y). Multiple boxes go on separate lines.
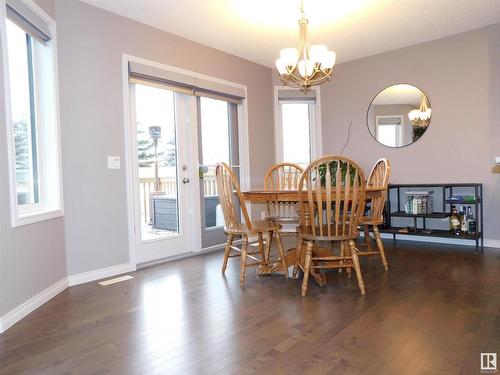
top-left (221, 234), bottom-right (234, 273)
top-left (373, 225), bottom-right (389, 271)
top-left (364, 225), bottom-right (373, 251)
top-left (274, 231), bottom-right (288, 278)
top-left (340, 241), bottom-right (351, 277)
top-left (264, 231), bottom-right (272, 264)
top-left (257, 233), bottom-right (265, 262)
top-left (301, 241), bottom-right (314, 296)
top-left (339, 241), bottom-right (344, 273)
top-left (293, 236), bottom-right (303, 278)
top-left (265, 231), bottom-right (274, 261)
top-left (240, 235), bottom-right (249, 286)
top-left (348, 240), bottom-right (365, 295)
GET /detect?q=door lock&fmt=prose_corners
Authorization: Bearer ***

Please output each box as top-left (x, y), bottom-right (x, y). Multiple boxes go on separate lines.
top-left (182, 177), bottom-right (190, 184)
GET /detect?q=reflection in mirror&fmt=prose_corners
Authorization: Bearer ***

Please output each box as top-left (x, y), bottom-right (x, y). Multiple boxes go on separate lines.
top-left (367, 84), bottom-right (431, 147)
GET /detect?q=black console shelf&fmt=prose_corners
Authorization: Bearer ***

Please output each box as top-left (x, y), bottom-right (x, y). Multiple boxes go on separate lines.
top-left (382, 183), bottom-right (483, 252)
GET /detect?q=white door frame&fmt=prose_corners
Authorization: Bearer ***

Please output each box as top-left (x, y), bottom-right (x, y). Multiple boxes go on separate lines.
top-left (121, 54), bottom-right (250, 266)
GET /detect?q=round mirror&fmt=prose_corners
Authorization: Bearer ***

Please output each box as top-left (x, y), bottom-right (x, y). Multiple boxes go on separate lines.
top-left (367, 84), bottom-right (431, 147)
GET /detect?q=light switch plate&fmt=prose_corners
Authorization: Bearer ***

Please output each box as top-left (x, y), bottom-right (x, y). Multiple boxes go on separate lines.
top-left (108, 156), bottom-right (120, 169)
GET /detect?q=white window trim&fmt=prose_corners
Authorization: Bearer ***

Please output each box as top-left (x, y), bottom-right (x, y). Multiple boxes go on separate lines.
top-left (0, 0), bottom-right (64, 227)
top-left (273, 85), bottom-right (322, 164)
top-left (375, 114), bottom-right (404, 147)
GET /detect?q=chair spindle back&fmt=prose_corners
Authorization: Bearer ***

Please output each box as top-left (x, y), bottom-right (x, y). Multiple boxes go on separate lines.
top-left (264, 163), bottom-right (304, 220)
top-left (298, 155), bottom-right (366, 237)
top-left (366, 158), bottom-right (391, 222)
top-left (216, 163), bottom-right (252, 231)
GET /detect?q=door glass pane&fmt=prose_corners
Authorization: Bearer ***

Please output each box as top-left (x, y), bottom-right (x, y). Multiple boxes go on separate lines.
top-left (199, 97), bottom-right (230, 231)
top-left (6, 19), bottom-right (39, 205)
top-left (281, 103), bottom-right (310, 166)
top-left (134, 84), bottom-right (179, 240)
top-left (198, 96), bottom-right (241, 248)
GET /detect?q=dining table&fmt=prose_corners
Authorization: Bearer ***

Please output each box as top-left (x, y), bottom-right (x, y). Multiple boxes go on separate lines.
top-left (241, 186), bottom-right (386, 281)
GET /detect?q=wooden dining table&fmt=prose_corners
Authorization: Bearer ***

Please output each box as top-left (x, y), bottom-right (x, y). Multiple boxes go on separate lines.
top-left (241, 186), bottom-right (386, 280)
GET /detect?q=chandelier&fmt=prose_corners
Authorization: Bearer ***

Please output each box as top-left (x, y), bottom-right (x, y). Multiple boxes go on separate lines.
top-left (408, 94), bottom-right (432, 127)
top-left (275, 1), bottom-right (336, 91)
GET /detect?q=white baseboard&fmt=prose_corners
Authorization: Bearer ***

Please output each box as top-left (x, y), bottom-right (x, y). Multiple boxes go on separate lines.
top-left (0, 277), bottom-right (68, 334)
top-left (67, 262), bottom-right (136, 287)
top-left (137, 243), bottom-right (228, 270)
top-left (368, 232), bottom-right (500, 249)
top-left (484, 239), bottom-right (500, 248)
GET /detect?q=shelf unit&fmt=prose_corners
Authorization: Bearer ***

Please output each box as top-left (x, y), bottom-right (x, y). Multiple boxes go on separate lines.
top-left (382, 183), bottom-right (483, 252)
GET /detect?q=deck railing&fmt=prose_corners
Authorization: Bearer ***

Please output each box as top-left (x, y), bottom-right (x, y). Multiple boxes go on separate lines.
top-left (140, 175), bottom-right (217, 223)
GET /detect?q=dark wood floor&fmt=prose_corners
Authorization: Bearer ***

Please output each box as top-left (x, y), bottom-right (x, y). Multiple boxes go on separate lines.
top-left (1, 240), bottom-right (499, 375)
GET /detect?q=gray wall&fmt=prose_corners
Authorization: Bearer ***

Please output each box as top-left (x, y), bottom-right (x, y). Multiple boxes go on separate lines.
top-left (320, 23), bottom-right (500, 240)
top-left (0, 0), bottom-right (67, 316)
top-left (54, 1), bottom-right (274, 276)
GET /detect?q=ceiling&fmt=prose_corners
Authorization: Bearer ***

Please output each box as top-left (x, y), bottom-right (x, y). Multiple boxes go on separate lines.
top-left (81, 0), bottom-right (500, 68)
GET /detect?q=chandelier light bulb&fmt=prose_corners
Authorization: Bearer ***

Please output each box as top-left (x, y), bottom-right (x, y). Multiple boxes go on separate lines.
top-left (298, 59), bottom-right (314, 78)
top-left (275, 58), bottom-right (287, 75)
top-left (280, 48), bottom-right (299, 67)
top-left (310, 45), bottom-right (327, 64)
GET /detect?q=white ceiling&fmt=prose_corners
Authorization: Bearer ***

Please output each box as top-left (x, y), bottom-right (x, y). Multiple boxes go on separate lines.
top-left (82, 0), bottom-right (500, 68)
top-left (372, 84), bottom-right (423, 106)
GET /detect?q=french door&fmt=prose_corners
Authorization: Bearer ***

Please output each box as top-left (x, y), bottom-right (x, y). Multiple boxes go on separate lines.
top-left (129, 81), bottom-right (240, 264)
top-left (130, 82), bottom-right (198, 263)
top-left (197, 96), bottom-right (240, 248)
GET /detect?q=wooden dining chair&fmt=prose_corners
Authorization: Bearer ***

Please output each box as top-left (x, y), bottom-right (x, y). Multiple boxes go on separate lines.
top-left (216, 162), bottom-right (288, 286)
top-left (264, 162), bottom-right (304, 224)
top-left (358, 158), bottom-right (391, 270)
top-left (294, 155), bottom-right (367, 296)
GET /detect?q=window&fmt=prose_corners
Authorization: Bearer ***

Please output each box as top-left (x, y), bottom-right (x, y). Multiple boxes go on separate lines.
top-left (375, 115), bottom-right (404, 147)
top-left (2, 0), bottom-right (62, 226)
top-left (274, 87), bottom-right (321, 167)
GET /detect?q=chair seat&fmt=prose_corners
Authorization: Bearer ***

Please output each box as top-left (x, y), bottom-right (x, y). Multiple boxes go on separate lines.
top-left (224, 220), bottom-right (281, 235)
top-left (297, 224), bottom-right (359, 241)
top-left (359, 215), bottom-right (383, 225)
top-left (266, 216), bottom-right (300, 223)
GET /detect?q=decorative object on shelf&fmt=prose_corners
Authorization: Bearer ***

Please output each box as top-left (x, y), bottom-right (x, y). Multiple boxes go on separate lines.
top-left (383, 183), bottom-right (483, 252)
top-left (366, 84), bottom-right (432, 148)
top-left (449, 195), bottom-right (476, 203)
top-left (492, 166), bottom-right (500, 174)
top-left (404, 191), bottom-right (433, 214)
top-left (408, 94), bottom-right (432, 127)
top-left (275, 0), bottom-right (336, 92)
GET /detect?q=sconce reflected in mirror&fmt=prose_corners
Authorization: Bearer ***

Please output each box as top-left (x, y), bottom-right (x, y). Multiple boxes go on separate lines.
top-left (367, 84), bottom-right (431, 148)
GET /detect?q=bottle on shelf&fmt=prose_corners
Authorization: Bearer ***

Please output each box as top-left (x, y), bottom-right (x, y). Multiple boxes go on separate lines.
top-left (467, 207), bottom-right (477, 235)
top-left (449, 205), bottom-right (461, 235)
top-left (460, 206), bottom-right (468, 234)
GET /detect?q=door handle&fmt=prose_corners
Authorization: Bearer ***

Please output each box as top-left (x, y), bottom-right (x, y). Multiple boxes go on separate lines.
top-left (182, 177), bottom-right (190, 184)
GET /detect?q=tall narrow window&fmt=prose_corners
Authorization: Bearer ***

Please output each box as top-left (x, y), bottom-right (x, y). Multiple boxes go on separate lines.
top-left (275, 88), bottom-right (321, 168)
top-left (3, 1), bottom-right (62, 226)
top-left (281, 103), bottom-right (311, 165)
top-left (7, 19), bottom-right (39, 205)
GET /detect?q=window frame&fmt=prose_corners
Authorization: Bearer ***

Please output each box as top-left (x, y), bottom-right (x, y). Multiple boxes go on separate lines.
top-left (375, 114), bottom-right (404, 147)
top-left (273, 86), bottom-right (322, 167)
top-left (1, 0), bottom-right (64, 227)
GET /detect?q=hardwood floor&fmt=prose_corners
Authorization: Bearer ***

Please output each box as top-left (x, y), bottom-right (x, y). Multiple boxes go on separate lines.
top-left (1, 241), bottom-right (499, 374)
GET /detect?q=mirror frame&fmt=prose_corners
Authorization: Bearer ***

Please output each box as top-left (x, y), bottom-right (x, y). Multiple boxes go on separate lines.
top-left (366, 83), bottom-right (432, 148)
